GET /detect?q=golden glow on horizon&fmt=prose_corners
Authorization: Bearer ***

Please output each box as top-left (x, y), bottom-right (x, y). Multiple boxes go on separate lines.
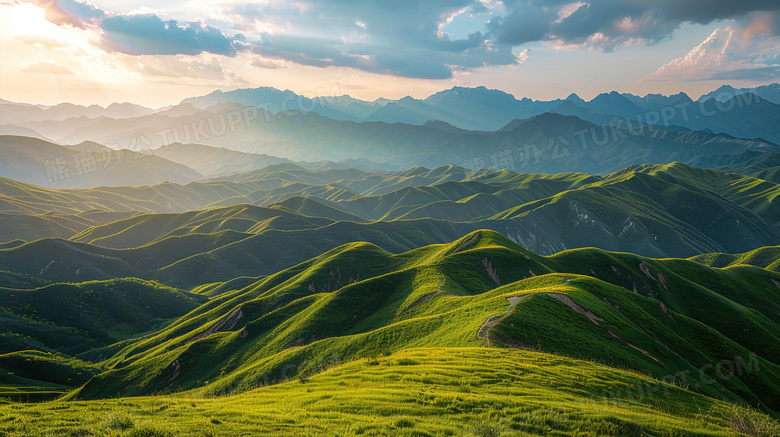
top-left (0, 2), bottom-right (774, 108)
top-left (0, 3), bottom-right (52, 38)
top-left (0, 2), bottom-right (92, 48)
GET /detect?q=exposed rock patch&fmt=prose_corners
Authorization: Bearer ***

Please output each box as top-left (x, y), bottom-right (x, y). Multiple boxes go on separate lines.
top-left (545, 293), bottom-right (604, 325)
top-left (190, 307), bottom-right (244, 342)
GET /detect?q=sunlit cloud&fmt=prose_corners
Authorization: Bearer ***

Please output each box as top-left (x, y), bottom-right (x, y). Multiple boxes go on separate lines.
top-left (1, 0), bottom-right (779, 106)
top-left (648, 11), bottom-right (780, 81)
top-left (20, 61), bottom-right (75, 73)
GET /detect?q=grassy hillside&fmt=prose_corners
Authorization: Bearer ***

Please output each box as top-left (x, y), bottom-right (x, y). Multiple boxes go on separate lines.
top-left (2, 162), bottom-right (779, 290)
top-left (718, 151), bottom-right (780, 184)
top-left (3, 348), bottom-right (777, 436)
top-left (54, 231), bottom-right (780, 415)
top-left (0, 231), bottom-right (778, 434)
top-left (70, 204), bottom-right (337, 248)
top-left (691, 246), bottom-right (780, 272)
top-left (0, 210), bottom-right (138, 242)
top-left (0, 164), bottom-right (490, 241)
top-left (0, 351), bottom-right (99, 390)
top-left (0, 278), bottom-right (204, 355)
top-left (2, 159), bottom-right (778, 260)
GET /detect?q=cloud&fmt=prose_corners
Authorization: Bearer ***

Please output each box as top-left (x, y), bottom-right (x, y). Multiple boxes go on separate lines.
top-left (249, 57), bottom-right (288, 69)
top-left (28, 0), bottom-right (780, 81)
top-left (652, 0), bottom-right (780, 24)
top-left (242, 0), bottom-right (780, 76)
top-left (20, 61), bottom-right (74, 74)
top-left (515, 48), bottom-right (530, 63)
top-left (487, 6), bottom-right (558, 45)
top-left (100, 14), bottom-right (238, 56)
top-left (12, 34), bottom-right (67, 48)
top-left (24, 1), bottom-right (241, 56)
top-left (32, 0), bottom-right (103, 29)
top-left (647, 11), bottom-right (780, 81)
top-left (123, 56), bottom-right (228, 79)
top-left (488, 0), bottom-right (780, 51)
top-left (238, 0), bottom-right (520, 79)
top-left (709, 66), bottom-right (780, 80)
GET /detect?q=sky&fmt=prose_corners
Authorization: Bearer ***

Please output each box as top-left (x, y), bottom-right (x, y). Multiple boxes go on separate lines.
top-left (0, 0), bottom-right (779, 107)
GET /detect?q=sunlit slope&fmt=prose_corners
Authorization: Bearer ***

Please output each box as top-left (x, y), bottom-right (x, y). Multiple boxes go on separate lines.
top-left (6, 348), bottom-right (777, 436)
top-left (0, 219), bottom-right (479, 287)
top-left (0, 210), bottom-right (138, 241)
top-left (482, 162), bottom-right (780, 257)
top-left (67, 162), bottom-right (780, 258)
top-left (0, 164), bottom-right (780, 288)
top-left (691, 246), bottom-right (780, 272)
top-left (66, 231), bottom-right (780, 413)
top-left (0, 164), bottom-right (492, 242)
top-left (69, 204), bottom-right (339, 248)
top-left (2, 162), bottom-right (780, 283)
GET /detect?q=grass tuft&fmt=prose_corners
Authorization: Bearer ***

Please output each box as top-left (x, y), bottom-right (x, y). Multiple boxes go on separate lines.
top-left (730, 406), bottom-right (780, 437)
top-left (102, 411), bottom-right (134, 431)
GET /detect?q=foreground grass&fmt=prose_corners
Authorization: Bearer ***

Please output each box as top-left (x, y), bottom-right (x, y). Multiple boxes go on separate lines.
top-left (3, 348), bottom-right (776, 436)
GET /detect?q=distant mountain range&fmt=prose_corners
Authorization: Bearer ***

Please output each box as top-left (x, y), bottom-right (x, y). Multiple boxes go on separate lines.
top-left (0, 135), bottom-right (202, 188)
top-left (699, 83), bottom-right (780, 104)
top-left (3, 103), bottom-right (778, 180)
top-left (3, 84), bottom-right (780, 148)
top-left (179, 83), bottom-right (780, 137)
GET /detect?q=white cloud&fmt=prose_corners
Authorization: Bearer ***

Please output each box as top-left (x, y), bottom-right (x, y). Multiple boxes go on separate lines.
top-left (649, 28), bottom-right (735, 79)
top-left (555, 2), bottom-right (588, 24)
top-left (515, 48), bottom-right (529, 64)
top-left (20, 61), bottom-right (75, 74)
top-left (648, 11), bottom-right (780, 81)
top-left (249, 56), bottom-right (287, 69)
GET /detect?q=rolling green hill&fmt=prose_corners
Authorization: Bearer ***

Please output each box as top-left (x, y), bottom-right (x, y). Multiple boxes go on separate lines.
top-left (0, 278), bottom-right (204, 355)
top-left (690, 246), bottom-right (780, 272)
top-left (2, 162), bottom-right (780, 291)
top-left (69, 204), bottom-right (340, 249)
top-left (0, 350), bottom-right (99, 400)
top-left (718, 151), bottom-right (780, 184)
top-left (3, 158), bottom-right (777, 255)
top-left (1, 231), bottom-right (779, 435)
top-left (6, 347), bottom-right (778, 436)
top-left (0, 162), bottom-right (391, 218)
top-left (52, 231), bottom-right (780, 415)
